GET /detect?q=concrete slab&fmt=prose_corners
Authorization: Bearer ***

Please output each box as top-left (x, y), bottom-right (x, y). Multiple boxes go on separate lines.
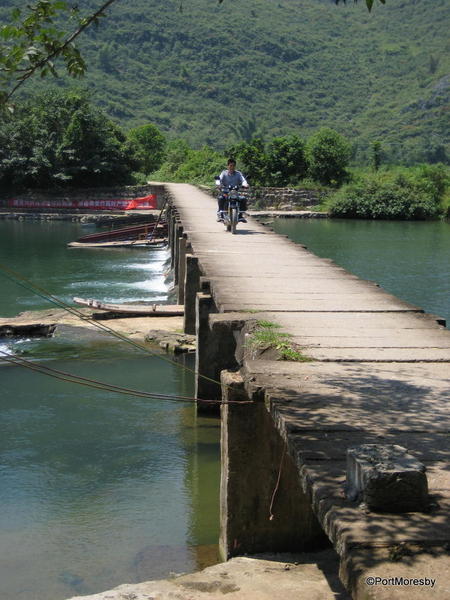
top-left (270, 311), bottom-right (446, 330)
top-left (68, 550), bottom-right (350, 600)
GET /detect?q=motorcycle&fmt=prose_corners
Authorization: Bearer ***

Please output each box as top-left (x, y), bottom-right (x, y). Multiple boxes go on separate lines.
top-left (216, 184), bottom-right (247, 234)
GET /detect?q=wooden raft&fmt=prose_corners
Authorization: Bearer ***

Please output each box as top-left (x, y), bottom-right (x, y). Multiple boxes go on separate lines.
top-left (73, 297), bottom-right (184, 316)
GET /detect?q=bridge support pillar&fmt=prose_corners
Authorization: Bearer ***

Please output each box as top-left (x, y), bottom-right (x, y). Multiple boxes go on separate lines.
top-left (219, 370), bottom-right (327, 559)
top-left (173, 223), bottom-right (183, 286)
top-left (168, 206), bottom-right (178, 269)
top-left (195, 302), bottom-right (250, 414)
top-left (184, 255), bottom-right (201, 335)
top-left (177, 233), bottom-right (187, 305)
top-left (195, 291), bottom-right (220, 413)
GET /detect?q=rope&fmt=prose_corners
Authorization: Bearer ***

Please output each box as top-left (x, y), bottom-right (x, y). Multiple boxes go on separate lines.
top-left (0, 261), bottom-right (229, 391)
top-left (269, 445), bottom-right (286, 521)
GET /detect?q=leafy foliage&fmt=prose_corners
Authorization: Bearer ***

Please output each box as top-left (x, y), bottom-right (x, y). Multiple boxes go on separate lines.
top-left (328, 166), bottom-right (448, 219)
top-left (267, 135), bottom-right (308, 186)
top-left (227, 138), bottom-right (267, 186)
top-left (227, 135), bottom-right (308, 186)
top-left (0, 89), bottom-right (137, 188)
top-left (152, 142), bottom-right (224, 184)
top-left (127, 123), bottom-right (166, 174)
top-left (0, 0), bottom-right (117, 106)
top-left (306, 128), bottom-right (351, 185)
top-left (156, 128), bottom-right (350, 188)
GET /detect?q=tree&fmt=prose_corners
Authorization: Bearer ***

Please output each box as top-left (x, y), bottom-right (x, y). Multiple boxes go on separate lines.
top-left (305, 128), bottom-right (351, 185)
top-left (266, 135), bottom-right (307, 186)
top-left (0, 0), bottom-right (117, 107)
top-left (127, 123), bottom-right (166, 174)
top-left (153, 139), bottom-right (192, 178)
top-left (228, 138), bottom-right (267, 185)
top-left (58, 101), bottom-right (133, 186)
top-left (0, 89), bottom-right (135, 188)
top-left (370, 140), bottom-right (383, 172)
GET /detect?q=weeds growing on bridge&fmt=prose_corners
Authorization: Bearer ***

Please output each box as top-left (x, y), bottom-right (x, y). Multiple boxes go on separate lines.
top-left (245, 320), bottom-right (312, 362)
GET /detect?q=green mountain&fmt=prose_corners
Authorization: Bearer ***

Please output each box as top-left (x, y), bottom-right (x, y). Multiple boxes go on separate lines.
top-left (3, 0), bottom-right (449, 163)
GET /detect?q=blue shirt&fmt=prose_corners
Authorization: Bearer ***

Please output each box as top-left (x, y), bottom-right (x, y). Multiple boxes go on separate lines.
top-left (218, 169), bottom-right (248, 188)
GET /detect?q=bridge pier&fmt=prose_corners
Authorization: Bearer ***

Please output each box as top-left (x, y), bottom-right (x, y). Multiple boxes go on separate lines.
top-left (183, 254), bottom-right (201, 335)
top-left (176, 232), bottom-right (188, 305)
top-left (168, 205), bottom-right (178, 269)
top-left (219, 369), bottom-right (328, 559)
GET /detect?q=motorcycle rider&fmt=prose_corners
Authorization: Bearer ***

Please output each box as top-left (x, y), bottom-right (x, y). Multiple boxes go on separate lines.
top-left (215, 158), bottom-right (249, 222)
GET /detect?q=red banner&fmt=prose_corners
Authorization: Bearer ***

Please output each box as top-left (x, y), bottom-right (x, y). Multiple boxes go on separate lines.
top-left (5, 194), bottom-right (157, 210)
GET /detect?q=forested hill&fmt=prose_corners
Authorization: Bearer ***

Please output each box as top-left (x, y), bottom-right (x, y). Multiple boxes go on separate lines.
top-left (3, 0), bottom-right (450, 163)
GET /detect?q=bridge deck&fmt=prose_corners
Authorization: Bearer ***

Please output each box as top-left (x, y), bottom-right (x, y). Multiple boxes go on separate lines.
top-left (168, 184), bottom-right (450, 598)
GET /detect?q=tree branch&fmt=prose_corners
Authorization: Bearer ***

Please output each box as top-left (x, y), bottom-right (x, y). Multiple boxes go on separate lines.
top-left (5, 0), bottom-right (120, 102)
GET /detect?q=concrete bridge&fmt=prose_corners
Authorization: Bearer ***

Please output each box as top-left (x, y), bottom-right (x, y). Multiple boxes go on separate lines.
top-left (165, 183), bottom-right (450, 600)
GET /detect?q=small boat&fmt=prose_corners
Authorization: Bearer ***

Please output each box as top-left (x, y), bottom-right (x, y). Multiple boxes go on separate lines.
top-left (73, 297), bottom-right (184, 316)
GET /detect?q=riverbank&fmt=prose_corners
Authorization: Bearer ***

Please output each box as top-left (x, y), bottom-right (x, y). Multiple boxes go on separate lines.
top-left (0, 308), bottom-right (195, 353)
top-left (248, 210), bottom-right (328, 219)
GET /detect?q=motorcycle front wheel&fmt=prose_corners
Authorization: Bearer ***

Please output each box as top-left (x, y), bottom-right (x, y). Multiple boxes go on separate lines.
top-left (230, 207), bottom-right (238, 234)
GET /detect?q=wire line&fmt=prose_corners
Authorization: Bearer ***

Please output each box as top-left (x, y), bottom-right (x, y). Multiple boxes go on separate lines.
top-left (0, 261), bottom-right (228, 390)
top-left (0, 351), bottom-right (253, 405)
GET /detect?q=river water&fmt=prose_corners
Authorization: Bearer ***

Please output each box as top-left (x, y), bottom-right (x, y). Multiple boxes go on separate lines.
top-left (1, 217), bottom-right (449, 599)
top-left (271, 218), bottom-right (450, 328)
top-left (0, 221), bottom-right (220, 600)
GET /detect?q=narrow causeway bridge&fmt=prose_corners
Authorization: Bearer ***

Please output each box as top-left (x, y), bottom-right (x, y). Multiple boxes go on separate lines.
top-left (165, 183), bottom-right (450, 600)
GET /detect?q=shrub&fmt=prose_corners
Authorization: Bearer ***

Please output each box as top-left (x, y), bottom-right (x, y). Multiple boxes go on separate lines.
top-left (150, 139), bottom-right (192, 180)
top-left (328, 174), bottom-right (443, 220)
top-left (170, 146), bottom-right (225, 184)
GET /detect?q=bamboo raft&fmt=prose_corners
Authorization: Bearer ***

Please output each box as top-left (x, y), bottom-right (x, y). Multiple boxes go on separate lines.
top-left (67, 220), bottom-right (168, 248)
top-left (73, 297), bottom-right (184, 316)
top-left (68, 238), bottom-right (167, 248)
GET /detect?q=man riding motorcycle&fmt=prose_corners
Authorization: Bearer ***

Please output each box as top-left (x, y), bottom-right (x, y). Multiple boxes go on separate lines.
top-left (215, 158), bottom-right (249, 222)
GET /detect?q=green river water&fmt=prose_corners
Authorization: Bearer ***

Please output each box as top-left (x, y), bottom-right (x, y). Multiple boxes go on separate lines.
top-left (271, 218), bottom-right (450, 328)
top-left (0, 217), bottom-right (449, 600)
top-left (0, 221), bottom-right (220, 600)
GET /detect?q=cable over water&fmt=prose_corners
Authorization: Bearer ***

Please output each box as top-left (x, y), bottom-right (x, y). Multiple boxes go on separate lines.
top-left (0, 261), bottom-right (249, 401)
top-left (0, 350), bottom-right (252, 404)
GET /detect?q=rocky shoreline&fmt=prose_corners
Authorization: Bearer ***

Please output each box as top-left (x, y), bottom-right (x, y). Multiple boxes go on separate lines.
top-left (0, 308), bottom-right (195, 354)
